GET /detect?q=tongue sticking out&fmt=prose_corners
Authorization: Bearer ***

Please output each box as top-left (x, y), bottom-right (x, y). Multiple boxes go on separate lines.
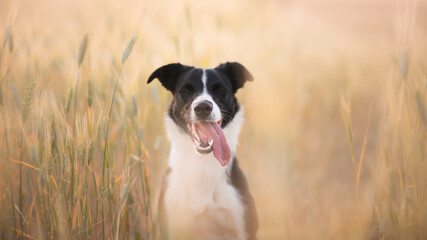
top-left (194, 122), bottom-right (231, 166)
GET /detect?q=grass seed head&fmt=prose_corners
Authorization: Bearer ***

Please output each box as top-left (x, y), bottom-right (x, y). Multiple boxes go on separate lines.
top-left (66, 88), bottom-right (73, 114)
top-left (2, 26), bottom-right (11, 48)
top-left (131, 92), bottom-right (137, 116)
top-left (400, 50), bottom-right (408, 79)
top-left (21, 78), bottom-right (36, 123)
top-left (8, 34), bottom-right (13, 52)
top-left (415, 91), bottom-right (427, 126)
top-left (78, 142), bottom-right (86, 165)
top-left (121, 34), bottom-right (136, 64)
top-left (78, 34), bottom-right (88, 67)
top-left (88, 138), bottom-right (95, 165)
top-left (87, 79), bottom-right (93, 107)
top-left (0, 83), bottom-right (4, 108)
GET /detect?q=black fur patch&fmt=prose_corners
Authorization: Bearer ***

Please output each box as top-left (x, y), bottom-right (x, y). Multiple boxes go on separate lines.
top-left (228, 158), bottom-right (259, 240)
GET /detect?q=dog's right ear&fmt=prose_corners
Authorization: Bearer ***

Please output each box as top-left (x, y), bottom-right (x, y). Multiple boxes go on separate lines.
top-left (215, 62), bottom-right (254, 93)
top-left (147, 63), bottom-right (193, 93)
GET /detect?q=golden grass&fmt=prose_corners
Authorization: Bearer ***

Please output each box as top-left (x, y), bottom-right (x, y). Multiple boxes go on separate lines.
top-left (0, 0), bottom-right (426, 239)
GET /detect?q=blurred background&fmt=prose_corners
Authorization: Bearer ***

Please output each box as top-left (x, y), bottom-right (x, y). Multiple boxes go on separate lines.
top-left (0, 0), bottom-right (426, 239)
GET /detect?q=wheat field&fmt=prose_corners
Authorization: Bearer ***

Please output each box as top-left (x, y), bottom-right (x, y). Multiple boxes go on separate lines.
top-left (0, 0), bottom-right (426, 239)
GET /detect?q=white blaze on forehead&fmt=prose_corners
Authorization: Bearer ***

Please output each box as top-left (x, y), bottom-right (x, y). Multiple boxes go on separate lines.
top-left (190, 69), bottom-right (221, 122)
top-left (202, 69), bottom-right (208, 93)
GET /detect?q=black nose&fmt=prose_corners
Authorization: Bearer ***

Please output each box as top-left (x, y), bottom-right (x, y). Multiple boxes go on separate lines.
top-left (194, 101), bottom-right (213, 119)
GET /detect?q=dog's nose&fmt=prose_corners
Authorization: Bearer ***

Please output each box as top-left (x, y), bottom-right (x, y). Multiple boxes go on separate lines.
top-left (194, 101), bottom-right (213, 119)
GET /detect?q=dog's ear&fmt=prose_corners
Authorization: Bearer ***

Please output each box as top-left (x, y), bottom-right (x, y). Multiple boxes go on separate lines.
top-left (147, 63), bottom-right (193, 92)
top-left (215, 62), bottom-right (253, 93)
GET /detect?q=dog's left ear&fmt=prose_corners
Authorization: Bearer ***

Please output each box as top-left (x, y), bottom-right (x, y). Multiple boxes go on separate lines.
top-left (215, 62), bottom-right (254, 93)
top-left (147, 63), bottom-right (193, 92)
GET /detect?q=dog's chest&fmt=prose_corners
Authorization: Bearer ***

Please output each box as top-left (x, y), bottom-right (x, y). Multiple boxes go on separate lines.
top-left (164, 153), bottom-right (246, 240)
top-left (165, 152), bottom-right (239, 209)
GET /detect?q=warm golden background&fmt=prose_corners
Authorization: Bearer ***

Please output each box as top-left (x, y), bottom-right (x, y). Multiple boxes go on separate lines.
top-left (0, 0), bottom-right (426, 239)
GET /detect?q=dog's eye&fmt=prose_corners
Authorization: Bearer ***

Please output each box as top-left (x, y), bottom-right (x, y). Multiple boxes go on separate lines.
top-left (212, 84), bottom-right (227, 96)
top-left (180, 84), bottom-right (194, 95)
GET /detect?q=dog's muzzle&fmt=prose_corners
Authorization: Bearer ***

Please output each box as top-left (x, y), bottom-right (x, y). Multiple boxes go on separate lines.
top-left (187, 100), bottom-right (231, 166)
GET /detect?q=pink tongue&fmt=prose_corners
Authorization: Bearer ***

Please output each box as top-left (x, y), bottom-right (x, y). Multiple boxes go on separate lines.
top-left (196, 122), bottom-right (231, 166)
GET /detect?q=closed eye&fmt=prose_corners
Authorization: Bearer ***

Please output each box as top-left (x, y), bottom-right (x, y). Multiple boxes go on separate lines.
top-left (211, 84), bottom-right (227, 96)
top-left (180, 84), bottom-right (195, 95)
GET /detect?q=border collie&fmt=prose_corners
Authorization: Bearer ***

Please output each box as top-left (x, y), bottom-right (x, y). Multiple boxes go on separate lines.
top-left (147, 62), bottom-right (258, 240)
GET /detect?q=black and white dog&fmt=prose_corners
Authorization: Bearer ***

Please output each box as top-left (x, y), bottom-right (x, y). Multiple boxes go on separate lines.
top-left (147, 62), bottom-right (258, 240)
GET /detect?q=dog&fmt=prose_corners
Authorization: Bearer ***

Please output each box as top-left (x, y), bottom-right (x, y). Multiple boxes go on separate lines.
top-left (147, 62), bottom-right (258, 240)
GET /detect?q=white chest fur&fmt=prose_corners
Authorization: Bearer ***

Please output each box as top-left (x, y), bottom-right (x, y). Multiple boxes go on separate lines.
top-left (164, 109), bottom-right (246, 240)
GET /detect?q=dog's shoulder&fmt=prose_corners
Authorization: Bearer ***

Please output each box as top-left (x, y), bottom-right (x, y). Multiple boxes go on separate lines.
top-left (229, 158), bottom-right (259, 240)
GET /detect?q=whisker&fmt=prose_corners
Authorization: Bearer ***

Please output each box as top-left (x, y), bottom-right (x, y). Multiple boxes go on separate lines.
top-left (220, 110), bottom-right (233, 122)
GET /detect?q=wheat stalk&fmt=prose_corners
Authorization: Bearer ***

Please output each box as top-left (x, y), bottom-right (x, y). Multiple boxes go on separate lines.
top-left (17, 77), bottom-right (36, 238)
top-left (101, 34), bottom-right (137, 240)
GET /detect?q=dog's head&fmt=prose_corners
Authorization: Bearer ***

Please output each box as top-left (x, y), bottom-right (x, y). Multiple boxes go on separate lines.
top-left (147, 62), bottom-right (253, 166)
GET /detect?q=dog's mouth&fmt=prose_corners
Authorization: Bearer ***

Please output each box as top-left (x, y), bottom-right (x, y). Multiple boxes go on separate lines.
top-left (187, 119), bottom-right (231, 166)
